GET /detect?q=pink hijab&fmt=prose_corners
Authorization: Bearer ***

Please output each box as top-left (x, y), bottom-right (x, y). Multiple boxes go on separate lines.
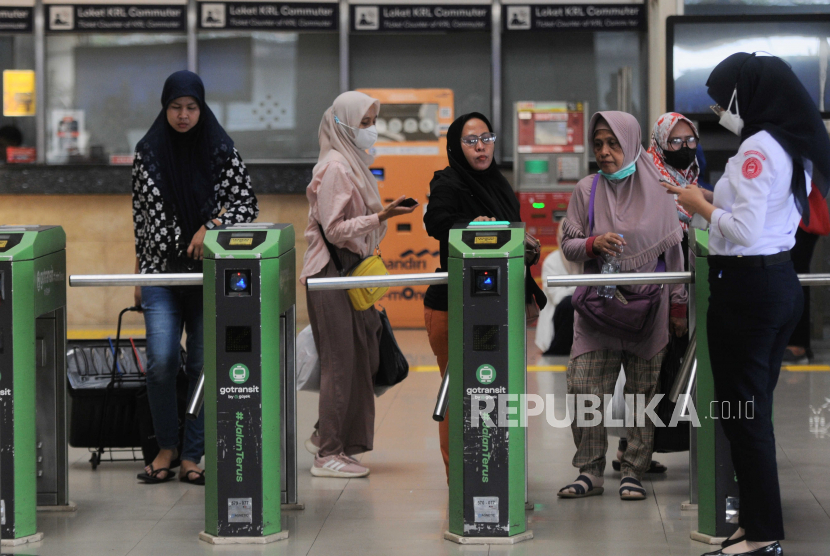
top-left (315, 91), bottom-right (386, 247)
top-left (562, 111), bottom-right (682, 272)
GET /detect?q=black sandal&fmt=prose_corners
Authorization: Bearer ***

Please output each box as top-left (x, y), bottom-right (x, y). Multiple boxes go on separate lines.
top-left (137, 464), bottom-right (175, 484)
top-left (619, 477), bottom-right (647, 500)
top-left (557, 474), bottom-right (604, 498)
top-left (612, 459), bottom-right (667, 474)
top-left (180, 469), bottom-right (205, 485)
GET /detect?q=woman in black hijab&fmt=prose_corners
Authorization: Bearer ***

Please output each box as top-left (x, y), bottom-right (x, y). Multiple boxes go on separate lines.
top-left (132, 70), bottom-right (258, 484)
top-left (666, 53), bottom-right (830, 556)
top-left (423, 112), bottom-right (544, 479)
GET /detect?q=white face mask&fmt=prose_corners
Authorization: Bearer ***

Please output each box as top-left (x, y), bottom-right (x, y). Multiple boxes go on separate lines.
top-left (335, 115), bottom-right (378, 150)
top-left (718, 87), bottom-right (744, 136)
top-left (354, 125), bottom-right (378, 150)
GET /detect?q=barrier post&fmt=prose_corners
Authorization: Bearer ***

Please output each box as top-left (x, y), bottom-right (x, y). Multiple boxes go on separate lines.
top-left (199, 223), bottom-right (295, 545)
top-left (444, 221), bottom-right (532, 544)
top-left (0, 225), bottom-right (67, 545)
top-left (691, 229), bottom-right (740, 544)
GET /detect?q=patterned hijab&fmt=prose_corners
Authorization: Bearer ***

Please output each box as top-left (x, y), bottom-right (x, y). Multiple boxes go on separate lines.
top-left (647, 112), bottom-right (700, 230)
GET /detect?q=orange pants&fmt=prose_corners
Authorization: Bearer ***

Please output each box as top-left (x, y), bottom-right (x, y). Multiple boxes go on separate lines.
top-left (424, 307), bottom-right (449, 479)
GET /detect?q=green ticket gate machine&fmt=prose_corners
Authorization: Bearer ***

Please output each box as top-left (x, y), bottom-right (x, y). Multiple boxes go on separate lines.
top-left (690, 230), bottom-right (740, 544)
top-left (0, 225), bottom-right (69, 545)
top-left (200, 223), bottom-right (295, 544)
top-left (444, 222), bottom-right (532, 544)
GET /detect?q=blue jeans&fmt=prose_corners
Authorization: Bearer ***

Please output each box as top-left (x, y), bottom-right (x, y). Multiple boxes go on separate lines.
top-left (141, 285), bottom-right (205, 463)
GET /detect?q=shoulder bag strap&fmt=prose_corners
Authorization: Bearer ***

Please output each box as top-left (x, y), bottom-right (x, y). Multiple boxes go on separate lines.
top-left (317, 223), bottom-right (346, 276)
top-left (588, 174), bottom-right (600, 236)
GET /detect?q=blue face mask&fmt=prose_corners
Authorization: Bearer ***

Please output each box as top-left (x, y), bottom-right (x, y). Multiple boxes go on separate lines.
top-left (599, 146), bottom-right (642, 182)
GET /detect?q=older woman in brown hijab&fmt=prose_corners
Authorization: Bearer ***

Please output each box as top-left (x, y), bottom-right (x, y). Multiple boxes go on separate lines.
top-left (557, 111), bottom-right (687, 501)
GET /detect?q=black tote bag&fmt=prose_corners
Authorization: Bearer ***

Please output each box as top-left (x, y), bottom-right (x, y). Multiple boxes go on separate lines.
top-left (375, 308), bottom-right (409, 388)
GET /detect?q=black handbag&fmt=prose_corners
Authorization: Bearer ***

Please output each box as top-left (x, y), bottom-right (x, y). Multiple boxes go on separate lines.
top-left (654, 334), bottom-right (691, 453)
top-left (374, 308), bottom-right (409, 388)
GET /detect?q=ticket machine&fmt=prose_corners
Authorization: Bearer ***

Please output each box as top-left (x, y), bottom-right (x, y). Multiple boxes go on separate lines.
top-left (513, 102), bottom-right (589, 283)
top-left (357, 88), bottom-right (454, 328)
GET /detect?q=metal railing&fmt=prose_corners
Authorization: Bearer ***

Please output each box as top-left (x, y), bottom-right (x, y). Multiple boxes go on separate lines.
top-left (70, 273), bottom-right (202, 287)
top-left (307, 272), bottom-right (448, 291)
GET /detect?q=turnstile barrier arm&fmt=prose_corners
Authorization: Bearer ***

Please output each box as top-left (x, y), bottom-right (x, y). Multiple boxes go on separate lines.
top-left (433, 368), bottom-right (450, 422)
top-left (186, 368), bottom-right (205, 421)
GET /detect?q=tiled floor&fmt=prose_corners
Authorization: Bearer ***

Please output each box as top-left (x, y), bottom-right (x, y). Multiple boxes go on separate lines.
top-left (9, 329), bottom-right (830, 555)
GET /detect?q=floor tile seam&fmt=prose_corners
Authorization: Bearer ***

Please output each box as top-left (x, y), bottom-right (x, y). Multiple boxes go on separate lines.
top-left (124, 487), bottom-right (191, 555)
top-left (371, 378), bottom-right (407, 441)
top-left (646, 476), bottom-right (673, 548)
top-left (777, 441), bottom-right (825, 520)
top-left (307, 480), bottom-right (349, 555)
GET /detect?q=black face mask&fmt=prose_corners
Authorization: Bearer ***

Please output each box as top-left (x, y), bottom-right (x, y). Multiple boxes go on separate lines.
top-left (663, 146), bottom-right (696, 171)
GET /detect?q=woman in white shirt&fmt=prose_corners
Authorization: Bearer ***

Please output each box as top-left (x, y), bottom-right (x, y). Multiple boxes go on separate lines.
top-left (664, 53), bottom-right (830, 556)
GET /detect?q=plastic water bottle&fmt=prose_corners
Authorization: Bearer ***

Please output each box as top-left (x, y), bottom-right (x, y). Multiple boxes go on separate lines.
top-left (597, 234), bottom-right (624, 299)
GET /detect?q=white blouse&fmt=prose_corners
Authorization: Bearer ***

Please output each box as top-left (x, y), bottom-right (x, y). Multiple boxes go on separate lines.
top-left (709, 131), bottom-right (811, 257)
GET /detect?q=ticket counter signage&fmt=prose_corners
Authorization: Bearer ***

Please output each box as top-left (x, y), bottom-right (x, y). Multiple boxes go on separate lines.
top-left (357, 88), bottom-right (453, 328)
top-left (350, 3), bottom-right (490, 32)
top-left (0, 0), bottom-right (33, 33)
top-left (502, 1), bottom-right (645, 32)
top-left (43, 0), bottom-right (187, 32)
top-left (512, 100), bottom-right (588, 283)
top-left (197, 1), bottom-right (338, 31)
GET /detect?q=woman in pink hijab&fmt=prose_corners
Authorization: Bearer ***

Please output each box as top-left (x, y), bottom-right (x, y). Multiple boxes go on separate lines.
top-left (299, 91), bottom-right (415, 478)
top-left (557, 111), bottom-right (687, 501)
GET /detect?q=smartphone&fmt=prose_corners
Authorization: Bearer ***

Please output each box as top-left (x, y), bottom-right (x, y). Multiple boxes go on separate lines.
top-left (398, 197), bottom-right (419, 208)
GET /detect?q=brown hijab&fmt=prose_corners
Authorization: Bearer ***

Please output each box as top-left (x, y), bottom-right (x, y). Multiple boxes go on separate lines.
top-left (562, 111), bottom-right (682, 271)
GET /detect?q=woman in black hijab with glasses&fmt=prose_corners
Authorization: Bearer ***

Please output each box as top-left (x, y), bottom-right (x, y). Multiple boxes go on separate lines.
top-left (665, 53), bottom-right (830, 556)
top-left (423, 112), bottom-right (544, 480)
top-left (132, 70), bottom-right (258, 484)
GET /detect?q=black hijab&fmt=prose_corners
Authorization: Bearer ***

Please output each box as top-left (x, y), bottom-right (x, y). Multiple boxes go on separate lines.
top-left (442, 112), bottom-right (545, 309)
top-left (707, 53), bottom-right (830, 224)
top-left (136, 70), bottom-right (234, 243)
top-left (445, 112), bottom-right (522, 221)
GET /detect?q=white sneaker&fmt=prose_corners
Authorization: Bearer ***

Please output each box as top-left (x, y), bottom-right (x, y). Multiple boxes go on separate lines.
top-left (311, 453), bottom-right (370, 478)
top-left (304, 431), bottom-right (320, 455)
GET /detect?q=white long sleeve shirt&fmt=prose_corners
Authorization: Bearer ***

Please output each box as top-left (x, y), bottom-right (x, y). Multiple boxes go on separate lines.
top-left (709, 131), bottom-right (811, 256)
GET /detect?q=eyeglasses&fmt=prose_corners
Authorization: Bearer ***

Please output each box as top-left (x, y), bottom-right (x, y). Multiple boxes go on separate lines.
top-left (461, 132), bottom-right (497, 146)
top-left (666, 136), bottom-right (698, 149)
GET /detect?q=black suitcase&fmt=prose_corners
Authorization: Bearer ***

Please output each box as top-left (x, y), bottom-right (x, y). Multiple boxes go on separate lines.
top-left (67, 307), bottom-right (187, 469)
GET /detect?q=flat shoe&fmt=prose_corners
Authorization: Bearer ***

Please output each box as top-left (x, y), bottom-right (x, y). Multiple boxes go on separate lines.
top-left (137, 464), bottom-right (174, 484)
top-left (180, 469), bottom-right (205, 485)
top-left (702, 540), bottom-right (782, 555)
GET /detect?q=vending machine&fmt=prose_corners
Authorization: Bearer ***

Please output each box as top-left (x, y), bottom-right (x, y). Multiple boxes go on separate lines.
top-left (513, 102), bottom-right (589, 283)
top-left (357, 88), bottom-right (454, 328)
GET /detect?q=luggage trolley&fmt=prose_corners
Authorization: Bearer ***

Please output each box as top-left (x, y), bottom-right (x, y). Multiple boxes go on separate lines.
top-left (67, 306), bottom-right (187, 469)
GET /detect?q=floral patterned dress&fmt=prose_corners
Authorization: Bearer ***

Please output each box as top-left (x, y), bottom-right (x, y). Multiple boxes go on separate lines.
top-left (131, 147), bottom-right (259, 273)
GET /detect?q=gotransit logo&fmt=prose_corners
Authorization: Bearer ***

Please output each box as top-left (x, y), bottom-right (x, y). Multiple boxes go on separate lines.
top-left (229, 363), bottom-right (249, 384)
top-left (476, 364), bottom-right (496, 385)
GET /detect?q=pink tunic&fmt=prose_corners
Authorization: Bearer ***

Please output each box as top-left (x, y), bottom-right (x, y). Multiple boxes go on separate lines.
top-left (300, 151), bottom-right (384, 284)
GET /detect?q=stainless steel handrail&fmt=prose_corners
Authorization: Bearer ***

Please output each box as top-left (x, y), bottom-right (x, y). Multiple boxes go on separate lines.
top-left (307, 272), bottom-right (448, 291)
top-left (547, 271), bottom-right (693, 287)
top-left (70, 274), bottom-right (203, 287)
